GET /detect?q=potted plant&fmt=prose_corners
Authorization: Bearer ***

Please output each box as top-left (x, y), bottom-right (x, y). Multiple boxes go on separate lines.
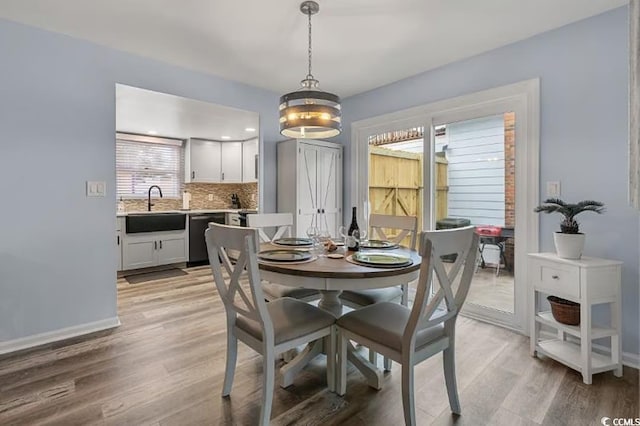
top-left (534, 198), bottom-right (605, 259)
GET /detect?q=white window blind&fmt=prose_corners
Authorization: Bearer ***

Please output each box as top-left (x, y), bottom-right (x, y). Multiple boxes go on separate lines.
top-left (116, 137), bottom-right (184, 198)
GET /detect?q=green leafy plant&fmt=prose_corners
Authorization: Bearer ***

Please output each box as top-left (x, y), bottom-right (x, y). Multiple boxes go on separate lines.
top-left (534, 198), bottom-right (605, 234)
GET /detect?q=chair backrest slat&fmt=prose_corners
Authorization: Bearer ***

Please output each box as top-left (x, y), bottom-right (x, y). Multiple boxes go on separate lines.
top-left (404, 226), bottom-right (478, 349)
top-left (369, 214), bottom-right (418, 250)
top-left (206, 224), bottom-right (274, 339)
top-left (246, 213), bottom-right (293, 243)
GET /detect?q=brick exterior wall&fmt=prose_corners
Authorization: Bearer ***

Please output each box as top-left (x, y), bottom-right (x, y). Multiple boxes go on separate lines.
top-left (504, 112), bottom-right (516, 270)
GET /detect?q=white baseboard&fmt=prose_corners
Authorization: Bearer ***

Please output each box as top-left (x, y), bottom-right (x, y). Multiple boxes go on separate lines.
top-left (538, 330), bottom-right (639, 370)
top-left (592, 342), bottom-right (640, 370)
top-left (0, 317), bottom-right (121, 356)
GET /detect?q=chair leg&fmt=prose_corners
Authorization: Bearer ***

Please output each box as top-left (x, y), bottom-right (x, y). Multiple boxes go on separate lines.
top-left (369, 349), bottom-right (378, 365)
top-left (222, 330), bottom-right (238, 397)
top-left (326, 327), bottom-right (336, 392)
top-left (259, 350), bottom-right (275, 426)
top-left (401, 283), bottom-right (409, 306)
top-left (383, 357), bottom-right (392, 372)
top-left (401, 362), bottom-right (416, 426)
top-left (443, 344), bottom-right (461, 415)
top-left (336, 330), bottom-right (348, 396)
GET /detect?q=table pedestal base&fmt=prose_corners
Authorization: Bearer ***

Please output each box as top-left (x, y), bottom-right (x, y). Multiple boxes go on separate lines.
top-left (280, 340), bottom-right (323, 388)
top-left (318, 290), bottom-right (343, 317)
top-left (278, 289), bottom-right (385, 392)
top-left (346, 342), bottom-right (383, 391)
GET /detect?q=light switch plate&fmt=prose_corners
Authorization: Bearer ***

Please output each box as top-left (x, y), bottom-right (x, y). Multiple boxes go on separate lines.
top-left (546, 181), bottom-right (561, 198)
top-left (87, 181), bottom-right (106, 197)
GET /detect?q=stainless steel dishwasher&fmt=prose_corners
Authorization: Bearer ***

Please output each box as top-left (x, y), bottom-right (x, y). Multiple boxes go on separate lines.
top-left (188, 213), bottom-right (226, 265)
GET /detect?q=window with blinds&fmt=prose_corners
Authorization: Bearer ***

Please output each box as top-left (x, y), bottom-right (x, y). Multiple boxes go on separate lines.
top-left (116, 136), bottom-right (184, 198)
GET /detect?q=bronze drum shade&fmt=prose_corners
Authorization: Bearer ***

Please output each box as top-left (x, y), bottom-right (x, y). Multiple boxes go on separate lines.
top-left (279, 89), bottom-right (341, 139)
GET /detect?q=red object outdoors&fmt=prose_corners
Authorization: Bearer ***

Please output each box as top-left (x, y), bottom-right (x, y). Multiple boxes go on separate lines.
top-left (475, 225), bottom-right (502, 236)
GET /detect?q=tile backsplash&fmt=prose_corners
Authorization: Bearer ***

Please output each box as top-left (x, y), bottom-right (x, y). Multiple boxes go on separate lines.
top-left (121, 182), bottom-right (258, 212)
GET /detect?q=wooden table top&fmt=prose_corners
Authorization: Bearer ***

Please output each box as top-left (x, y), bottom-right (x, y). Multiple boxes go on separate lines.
top-left (257, 244), bottom-right (421, 279)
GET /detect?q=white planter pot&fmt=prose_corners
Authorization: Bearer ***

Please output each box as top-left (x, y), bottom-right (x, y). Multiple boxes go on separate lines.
top-left (553, 232), bottom-right (585, 259)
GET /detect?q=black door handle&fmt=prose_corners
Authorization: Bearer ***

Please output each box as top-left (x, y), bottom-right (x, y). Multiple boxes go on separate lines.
top-left (154, 241), bottom-right (157, 250)
top-left (192, 171), bottom-right (195, 179)
top-left (117, 235), bottom-right (120, 245)
top-left (159, 240), bottom-right (163, 249)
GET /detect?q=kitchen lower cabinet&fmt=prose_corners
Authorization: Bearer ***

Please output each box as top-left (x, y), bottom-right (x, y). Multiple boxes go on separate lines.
top-left (116, 217), bottom-right (123, 271)
top-left (123, 238), bottom-right (157, 270)
top-left (116, 230), bottom-right (123, 271)
top-left (157, 236), bottom-right (188, 265)
top-left (122, 231), bottom-right (187, 270)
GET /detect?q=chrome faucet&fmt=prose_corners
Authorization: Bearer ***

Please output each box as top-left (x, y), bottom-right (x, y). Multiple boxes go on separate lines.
top-left (147, 185), bottom-right (163, 211)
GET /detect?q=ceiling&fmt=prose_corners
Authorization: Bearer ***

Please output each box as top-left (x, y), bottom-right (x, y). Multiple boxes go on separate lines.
top-left (0, 0), bottom-right (628, 97)
top-left (116, 84), bottom-right (259, 141)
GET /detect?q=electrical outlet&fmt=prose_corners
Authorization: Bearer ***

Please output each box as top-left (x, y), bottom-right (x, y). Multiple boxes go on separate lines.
top-left (546, 181), bottom-right (561, 198)
top-left (208, 194), bottom-right (213, 201)
top-left (86, 181), bottom-right (106, 197)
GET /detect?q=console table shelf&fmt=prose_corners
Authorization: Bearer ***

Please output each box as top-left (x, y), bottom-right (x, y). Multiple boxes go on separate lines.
top-left (528, 253), bottom-right (623, 384)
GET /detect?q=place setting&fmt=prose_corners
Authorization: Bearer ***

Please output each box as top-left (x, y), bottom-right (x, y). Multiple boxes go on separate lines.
top-left (257, 248), bottom-right (316, 265)
top-left (346, 251), bottom-right (413, 268)
top-left (259, 228), bottom-right (320, 265)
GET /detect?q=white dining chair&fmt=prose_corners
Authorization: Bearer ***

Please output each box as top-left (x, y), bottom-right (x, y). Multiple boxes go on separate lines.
top-left (205, 223), bottom-right (336, 426)
top-left (340, 214), bottom-right (418, 309)
top-left (246, 213), bottom-right (319, 302)
top-left (336, 226), bottom-right (478, 426)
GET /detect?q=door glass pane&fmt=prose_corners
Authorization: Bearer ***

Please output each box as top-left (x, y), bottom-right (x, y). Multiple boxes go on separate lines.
top-left (434, 113), bottom-right (515, 314)
top-left (367, 128), bottom-right (424, 247)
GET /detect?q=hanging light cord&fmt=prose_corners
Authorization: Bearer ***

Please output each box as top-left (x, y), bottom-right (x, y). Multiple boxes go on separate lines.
top-left (307, 8), bottom-right (313, 80)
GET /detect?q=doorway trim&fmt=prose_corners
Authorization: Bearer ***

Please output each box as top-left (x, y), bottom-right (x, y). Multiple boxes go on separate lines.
top-left (350, 78), bottom-right (540, 334)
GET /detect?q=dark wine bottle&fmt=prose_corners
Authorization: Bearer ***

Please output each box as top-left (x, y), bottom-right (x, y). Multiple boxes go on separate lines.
top-left (347, 207), bottom-right (360, 251)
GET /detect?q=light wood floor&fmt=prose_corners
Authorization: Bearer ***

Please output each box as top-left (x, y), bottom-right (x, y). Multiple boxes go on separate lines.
top-left (466, 268), bottom-right (514, 313)
top-left (0, 266), bottom-right (637, 425)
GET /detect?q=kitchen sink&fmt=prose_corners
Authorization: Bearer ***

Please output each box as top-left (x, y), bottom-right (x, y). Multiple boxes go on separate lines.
top-left (125, 213), bottom-right (186, 234)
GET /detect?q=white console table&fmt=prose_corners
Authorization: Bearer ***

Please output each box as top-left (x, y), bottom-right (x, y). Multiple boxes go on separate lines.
top-left (528, 253), bottom-right (623, 384)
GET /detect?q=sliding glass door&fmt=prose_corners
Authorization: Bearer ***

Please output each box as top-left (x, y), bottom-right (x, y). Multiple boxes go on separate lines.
top-left (351, 80), bottom-right (539, 334)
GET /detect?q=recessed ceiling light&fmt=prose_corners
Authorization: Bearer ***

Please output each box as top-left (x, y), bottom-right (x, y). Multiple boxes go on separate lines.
top-left (147, 130), bottom-right (157, 135)
top-left (245, 127), bottom-right (256, 132)
top-left (221, 136), bottom-right (231, 140)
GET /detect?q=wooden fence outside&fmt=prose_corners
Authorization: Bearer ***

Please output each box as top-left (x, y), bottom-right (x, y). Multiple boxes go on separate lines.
top-left (368, 146), bottom-right (448, 243)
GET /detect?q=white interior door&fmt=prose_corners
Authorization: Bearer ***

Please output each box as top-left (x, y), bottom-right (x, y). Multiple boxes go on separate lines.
top-left (297, 143), bottom-right (319, 237)
top-left (317, 146), bottom-right (341, 238)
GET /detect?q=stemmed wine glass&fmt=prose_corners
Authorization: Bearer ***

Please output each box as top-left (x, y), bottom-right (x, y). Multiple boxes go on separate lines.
top-left (352, 229), bottom-right (368, 249)
top-left (338, 225), bottom-right (348, 243)
top-left (306, 225), bottom-right (322, 256)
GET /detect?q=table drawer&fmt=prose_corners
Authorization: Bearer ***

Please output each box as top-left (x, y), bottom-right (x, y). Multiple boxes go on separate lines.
top-left (534, 260), bottom-right (580, 299)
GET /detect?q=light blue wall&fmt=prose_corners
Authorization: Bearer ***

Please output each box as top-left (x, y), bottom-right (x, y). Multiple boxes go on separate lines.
top-left (339, 6), bottom-right (639, 357)
top-left (0, 18), bottom-right (280, 343)
top-left (1, 7), bottom-right (638, 359)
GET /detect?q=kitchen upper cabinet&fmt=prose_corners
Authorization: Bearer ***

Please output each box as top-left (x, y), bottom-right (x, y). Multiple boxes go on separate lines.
top-left (186, 139), bottom-right (222, 183)
top-left (242, 138), bottom-right (259, 182)
top-left (186, 139), bottom-right (248, 183)
top-left (220, 142), bottom-right (243, 183)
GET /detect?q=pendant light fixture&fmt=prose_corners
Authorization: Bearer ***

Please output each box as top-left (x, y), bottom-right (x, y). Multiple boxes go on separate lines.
top-left (279, 1), bottom-right (341, 139)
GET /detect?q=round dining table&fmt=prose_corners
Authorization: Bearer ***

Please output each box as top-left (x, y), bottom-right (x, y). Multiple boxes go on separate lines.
top-left (258, 244), bottom-right (422, 390)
